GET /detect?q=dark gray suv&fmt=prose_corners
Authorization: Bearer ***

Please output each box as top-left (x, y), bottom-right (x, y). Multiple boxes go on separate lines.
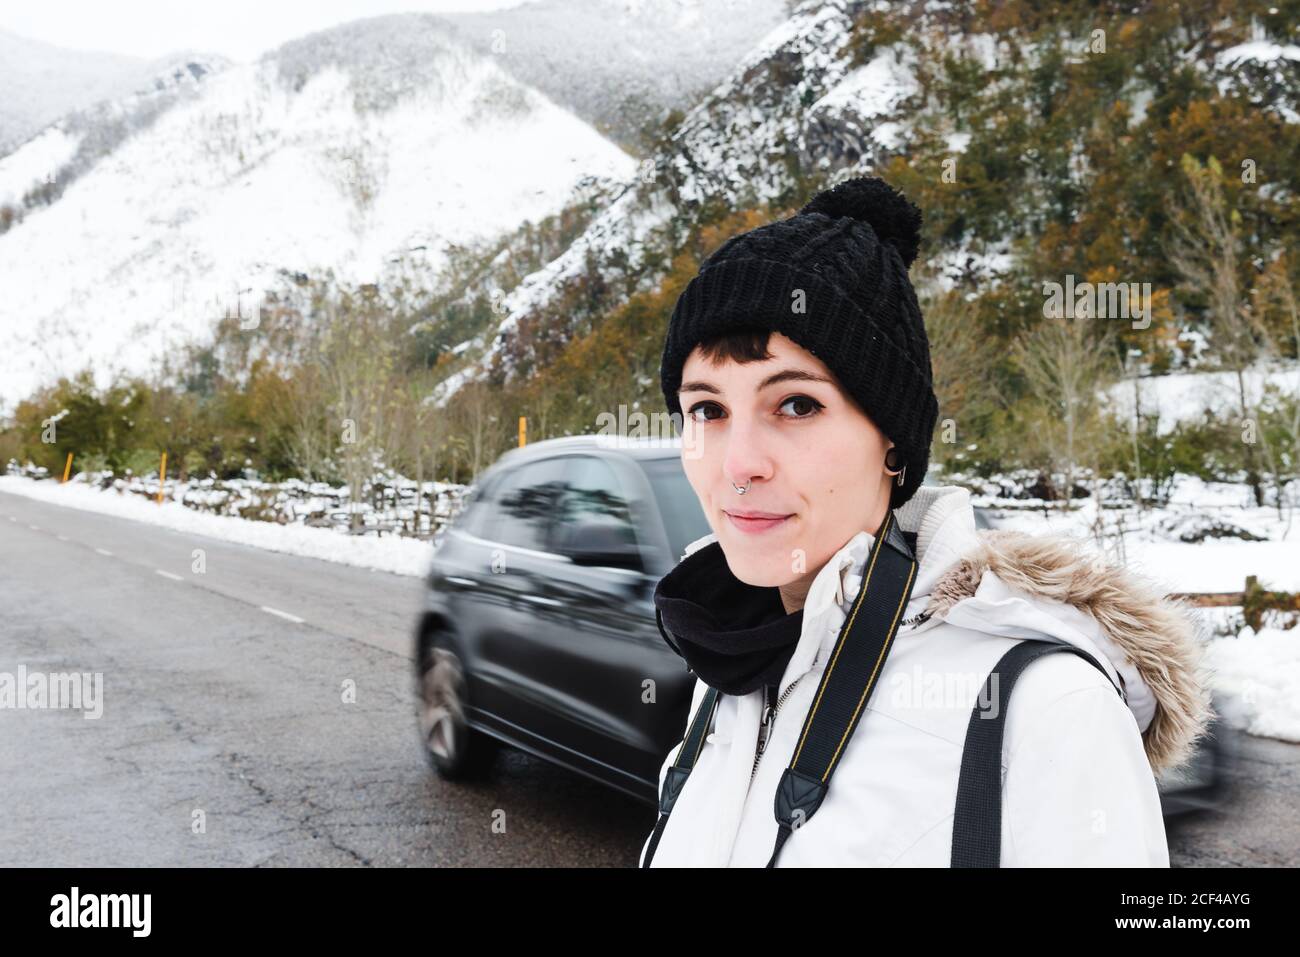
top-left (415, 436), bottom-right (706, 799)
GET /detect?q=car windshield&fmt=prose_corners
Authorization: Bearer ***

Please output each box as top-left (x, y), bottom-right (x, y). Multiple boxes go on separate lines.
top-left (637, 456), bottom-right (711, 560)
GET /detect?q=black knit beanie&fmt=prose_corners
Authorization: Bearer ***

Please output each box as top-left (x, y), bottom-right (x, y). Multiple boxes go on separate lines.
top-left (659, 175), bottom-right (939, 507)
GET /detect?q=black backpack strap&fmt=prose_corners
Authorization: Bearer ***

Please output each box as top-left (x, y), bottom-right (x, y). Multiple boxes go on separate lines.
top-left (950, 639), bottom-right (1121, 867)
top-left (766, 510), bottom-right (917, 867)
top-left (641, 683), bottom-right (720, 867)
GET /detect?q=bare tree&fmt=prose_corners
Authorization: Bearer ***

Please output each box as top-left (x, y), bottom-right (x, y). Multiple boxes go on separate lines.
top-left (1117, 347), bottom-right (1147, 506)
top-left (1166, 153), bottom-right (1267, 504)
top-left (315, 285), bottom-right (405, 530)
top-left (1011, 317), bottom-right (1117, 507)
top-left (449, 378), bottom-right (503, 483)
top-left (1253, 258), bottom-right (1300, 523)
top-left (914, 272), bottom-right (999, 463)
top-left (285, 362), bottom-right (332, 482)
top-left (395, 368), bottom-right (447, 536)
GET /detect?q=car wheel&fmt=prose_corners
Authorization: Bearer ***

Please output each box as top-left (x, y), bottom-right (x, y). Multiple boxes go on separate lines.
top-left (417, 636), bottom-right (499, 780)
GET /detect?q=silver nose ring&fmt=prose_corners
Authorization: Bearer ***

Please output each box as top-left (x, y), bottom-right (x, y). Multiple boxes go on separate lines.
top-left (732, 479), bottom-right (751, 494)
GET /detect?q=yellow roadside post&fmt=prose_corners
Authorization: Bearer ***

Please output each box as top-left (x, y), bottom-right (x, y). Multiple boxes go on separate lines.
top-left (519, 415), bottom-right (527, 447)
top-left (61, 453), bottom-right (73, 483)
top-left (157, 452), bottom-right (167, 505)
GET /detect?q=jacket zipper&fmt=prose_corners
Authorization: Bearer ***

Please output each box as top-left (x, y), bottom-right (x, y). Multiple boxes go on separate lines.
top-left (900, 609), bottom-right (932, 628)
top-left (750, 675), bottom-right (805, 785)
top-left (746, 611), bottom-right (928, 787)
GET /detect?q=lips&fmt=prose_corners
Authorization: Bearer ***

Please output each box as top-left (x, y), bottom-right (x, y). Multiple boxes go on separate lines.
top-left (724, 508), bottom-right (794, 534)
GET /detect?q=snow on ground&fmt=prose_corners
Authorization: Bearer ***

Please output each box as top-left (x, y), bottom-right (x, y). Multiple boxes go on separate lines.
top-left (970, 475), bottom-right (1300, 744)
top-left (1103, 363), bottom-right (1300, 435)
top-left (0, 474), bottom-right (440, 577)
top-left (0, 126), bottom-right (81, 207)
top-left (1204, 626), bottom-right (1300, 743)
top-left (990, 506), bottom-right (1300, 594)
top-left (977, 476), bottom-right (1300, 594)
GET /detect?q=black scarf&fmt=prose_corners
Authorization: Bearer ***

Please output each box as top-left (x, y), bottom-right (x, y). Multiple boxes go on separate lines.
top-left (653, 539), bottom-right (804, 696)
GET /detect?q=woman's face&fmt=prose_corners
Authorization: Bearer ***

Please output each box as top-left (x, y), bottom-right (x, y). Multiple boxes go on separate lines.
top-left (677, 331), bottom-right (896, 593)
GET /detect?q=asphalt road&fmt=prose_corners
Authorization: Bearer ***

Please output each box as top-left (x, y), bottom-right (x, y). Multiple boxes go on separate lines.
top-left (0, 490), bottom-right (655, 866)
top-left (0, 489), bottom-right (1293, 867)
top-left (1166, 731), bottom-right (1300, 867)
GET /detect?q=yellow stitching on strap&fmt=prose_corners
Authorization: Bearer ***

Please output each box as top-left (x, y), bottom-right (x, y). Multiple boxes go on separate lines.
top-left (823, 559), bottom-right (915, 781)
top-left (791, 512), bottom-right (892, 766)
top-left (686, 691), bottom-right (720, 764)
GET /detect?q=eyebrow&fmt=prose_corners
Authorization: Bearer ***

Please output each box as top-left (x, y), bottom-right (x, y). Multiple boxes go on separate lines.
top-left (678, 367), bottom-right (837, 395)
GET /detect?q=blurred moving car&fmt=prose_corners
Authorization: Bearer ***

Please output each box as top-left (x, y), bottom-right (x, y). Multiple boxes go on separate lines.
top-left (414, 437), bottom-right (1224, 817)
top-left (1155, 695), bottom-right (1235, 816)
top-left (416, 436), bottom-right (702, 797)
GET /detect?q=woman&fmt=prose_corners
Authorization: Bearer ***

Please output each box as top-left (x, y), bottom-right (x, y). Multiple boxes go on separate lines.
top-left (639, 176), bottom-right (1213, 867)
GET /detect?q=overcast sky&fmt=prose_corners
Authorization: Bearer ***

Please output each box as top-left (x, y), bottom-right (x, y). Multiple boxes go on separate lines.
top-left (1, 0), bottom-right (539, 61)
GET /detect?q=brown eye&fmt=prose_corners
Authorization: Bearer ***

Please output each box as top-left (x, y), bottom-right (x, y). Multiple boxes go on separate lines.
top-left (687, 401), bottom-right (724, 422)
top-left (778, 395), bottom-right (824, 418)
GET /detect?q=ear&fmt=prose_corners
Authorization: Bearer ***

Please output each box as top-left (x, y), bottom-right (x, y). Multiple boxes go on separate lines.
top-left (884, 446), bottom-right (903, 475)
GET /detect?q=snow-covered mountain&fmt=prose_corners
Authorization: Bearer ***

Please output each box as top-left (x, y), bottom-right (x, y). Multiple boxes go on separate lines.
top-left (439, 0), bottom-right (792, 151)
top-left (0, 49), bottom-right (231, 211)
top-left (480, 0), bottom-right (881, 381)
top-left (0, 28), bottom-right (228, 156)
top-left (0, 29), bottom-right (141, 154)
top-left (0, 15), bottom-right (637, 411)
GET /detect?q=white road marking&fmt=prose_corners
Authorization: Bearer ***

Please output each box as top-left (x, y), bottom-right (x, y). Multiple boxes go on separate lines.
top-left (57, 535), bottom-right (69, 542)
top-left (260, 605), bottom-right (305, 624)
top-left (28, 524), bottom-right (40, 531)
top-left (156, 570), bottom-right (184, 581)
top-left (95, 548), bottom-right (114, 557)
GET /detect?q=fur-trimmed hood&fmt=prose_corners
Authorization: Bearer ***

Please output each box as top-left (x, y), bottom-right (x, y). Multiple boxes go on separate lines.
top-left (903, 497), bottom-right (1217, 777)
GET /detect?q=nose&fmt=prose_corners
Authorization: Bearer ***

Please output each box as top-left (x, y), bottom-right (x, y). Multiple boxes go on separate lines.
top-left (720, 413), bottom-right (773, 493)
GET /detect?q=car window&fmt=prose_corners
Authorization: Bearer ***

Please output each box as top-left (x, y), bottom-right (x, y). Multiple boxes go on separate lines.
top-left (636, 457), bottom-right (710, 560)
top-left (455, 471), bottom-right (502, 536)
top-left (481, 457), bottom-right (571, 551)
top-left (556, 456), bottom-right (639, 548)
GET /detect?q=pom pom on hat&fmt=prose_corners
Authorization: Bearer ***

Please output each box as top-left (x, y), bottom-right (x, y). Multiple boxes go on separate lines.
top-left (798, 176), bottom-right (923, 269)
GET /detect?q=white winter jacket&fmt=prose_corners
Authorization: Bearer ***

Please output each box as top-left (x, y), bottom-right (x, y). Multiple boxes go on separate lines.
top-left (640, 485), bottom-right (1212, 867)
